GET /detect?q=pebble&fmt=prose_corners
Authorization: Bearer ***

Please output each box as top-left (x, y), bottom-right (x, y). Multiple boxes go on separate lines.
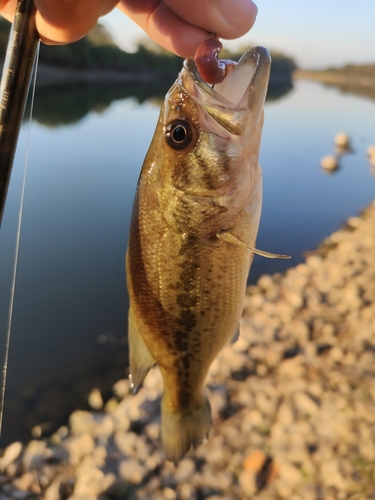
top-left (293, 392), bottom-right (319, 416)
top-left (0, 442), bottom-right (22, 471)
top-left (64, 433), bottom-right (95, 467)
top-left (2, 201), bottom-right (375, 499)
top-left (118, 458), bottom-right (147, 484)
top-left (87, 388), bottom-right (103, 410)
top-left (320, 155), bottom-right (339, 171)
top-left (22, 441), bottom-right (50, 471)
top-left (334, 132), bottom-right (350, 148)
top-left (174, 458), bottom-right (196, 482)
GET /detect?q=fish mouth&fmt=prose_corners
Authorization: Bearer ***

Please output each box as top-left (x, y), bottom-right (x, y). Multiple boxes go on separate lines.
top-left (183, 46), bottom-right (271, 134)
top-left (184, 46), bottom-right (271, 109)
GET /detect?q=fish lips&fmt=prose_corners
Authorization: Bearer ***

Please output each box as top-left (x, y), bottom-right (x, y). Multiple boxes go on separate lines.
top-left (183, 46), bottom-right (271, 136)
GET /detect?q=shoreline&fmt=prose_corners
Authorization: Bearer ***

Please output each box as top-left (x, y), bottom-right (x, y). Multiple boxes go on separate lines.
top-left (1, 199), bottom-right (375, 499)
top-left (294, 69), bottom-right (375, 102)
top-left (0, 59), bottom-right (295, 88)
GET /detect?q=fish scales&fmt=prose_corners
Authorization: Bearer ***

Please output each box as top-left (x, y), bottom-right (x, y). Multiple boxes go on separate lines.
top-left (126, 46), bottom-right (271, 462)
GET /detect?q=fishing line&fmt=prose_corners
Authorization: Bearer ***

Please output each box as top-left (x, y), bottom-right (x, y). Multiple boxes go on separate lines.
top-left (0, 42), bottom-right (40, 436)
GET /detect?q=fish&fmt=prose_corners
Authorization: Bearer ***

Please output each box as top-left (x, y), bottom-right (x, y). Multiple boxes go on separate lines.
top-left (126, 45), bottom-right (276, 462)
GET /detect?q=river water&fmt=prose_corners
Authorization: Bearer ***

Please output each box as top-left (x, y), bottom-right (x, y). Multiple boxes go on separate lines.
top-left (0, 78), bottom-right (374, 445)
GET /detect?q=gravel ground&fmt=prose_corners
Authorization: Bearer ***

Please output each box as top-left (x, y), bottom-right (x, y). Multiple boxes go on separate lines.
top-left (1, 200), bottom-right (375, 500)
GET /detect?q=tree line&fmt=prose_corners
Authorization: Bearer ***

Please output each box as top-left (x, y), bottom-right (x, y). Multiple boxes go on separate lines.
top-left (0, 16), bottom-right (296, 81)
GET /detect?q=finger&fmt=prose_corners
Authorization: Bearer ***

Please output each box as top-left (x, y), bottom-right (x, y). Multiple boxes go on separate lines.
top-left (164, 0), bottom-right (258, 39)
top-left (0, 0), bottom-right (21, 22)
top-left (34, 0), bottom-right (118, 44)
top-left (118, 0), bottom-right (212, 58)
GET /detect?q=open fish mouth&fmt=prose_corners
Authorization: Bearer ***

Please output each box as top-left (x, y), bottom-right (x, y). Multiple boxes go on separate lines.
top-left (182, 46), bottom-right (271, 135)
top-left (184, 46), bottom-right (271, 112)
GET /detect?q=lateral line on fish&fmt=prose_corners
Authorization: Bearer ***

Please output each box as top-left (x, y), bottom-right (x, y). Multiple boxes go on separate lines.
top-left (216, 230), bottom-right (291, 259)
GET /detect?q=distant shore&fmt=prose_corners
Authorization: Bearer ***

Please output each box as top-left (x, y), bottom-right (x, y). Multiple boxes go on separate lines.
top-left (0, 57), bottom-right (295, 88)
top-left (35, 63), bottom-right (294, 88)
top-left (294, 68), bottom-right (375, 101)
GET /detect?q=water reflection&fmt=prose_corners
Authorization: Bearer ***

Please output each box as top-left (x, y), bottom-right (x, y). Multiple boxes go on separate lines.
top-left (266, 82), bottom-right (293, 101)
top-left (322, 81), bottom-right (375, 103)
top-left (26, 81), bottom-right (293, 127)
top-left (25, 81), bottom-right (172, 126)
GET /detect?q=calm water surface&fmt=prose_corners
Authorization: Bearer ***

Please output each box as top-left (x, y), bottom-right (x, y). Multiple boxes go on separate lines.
top-left (0, 80), bottom-right (374, 444)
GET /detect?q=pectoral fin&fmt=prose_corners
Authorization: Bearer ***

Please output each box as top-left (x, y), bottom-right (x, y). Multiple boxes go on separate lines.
top-left (217, 230), bottom-right (291, 259)
top-left (128, 308), bottom-right (155, 393)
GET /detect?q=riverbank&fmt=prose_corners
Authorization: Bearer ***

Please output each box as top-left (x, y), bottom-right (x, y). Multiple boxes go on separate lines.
top-left (294, 68), bottom-right (375, 102)
top-left (1, 199), bottom-right (375, 499)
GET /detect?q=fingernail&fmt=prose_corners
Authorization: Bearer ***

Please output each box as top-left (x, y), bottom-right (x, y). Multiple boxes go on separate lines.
top-left (219, 0), bottom-right (258, 30)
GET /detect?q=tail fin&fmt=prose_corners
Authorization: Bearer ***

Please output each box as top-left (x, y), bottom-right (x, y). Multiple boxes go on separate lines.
top-left (161, 394), bottom-right (212, 463)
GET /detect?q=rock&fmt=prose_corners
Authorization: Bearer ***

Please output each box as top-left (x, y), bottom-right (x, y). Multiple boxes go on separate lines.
top-left (23, 440), bottom-right (50, 470)
top-left (8, 490), bottom-right (32, 500)
top-left (244, 449), bottom-right (267, 472)
top-left (31, 426), bottom-right (42, 439)
top-left (320, 155), bottom-right (339, 171)
top-left (0, 442), bottom-right (22, 471)
top-left (174, 458), bottom-right (196, 482)
top-left (13, 472), bottom-right (38, 492)
top-left (93, 415), bottom-right (114, 438)
top-left (112, 379), bottom-right (130, 399)
top-left (208, 386), bottom-right (228, 418)
top-left (319, 459), bottom-right (348, 489)
top-left (334, 132), bottom-right (350, 148)
top-left (293, 392), bottom-right (319, 416)
top-left (144, 423), bottom-right (160, 441)
top-left (163, 487), bottom-right (177, 500)
top-left (238, 469), bottom-right (257, 496)
top-left (204, 445), bottom-right (226, 468)
top-left (179, 483), bottom-right (197, 500)
top-left (69, 411), bottom-right (95, 434)
top-left (104, 398), bottom-right (118, 414)
top-left (114, 431), bottom-right (150, 461)
top-left (44, 478), bottom-right (73, 500)
top-left (64, 433), bottom-right (95, 467)
top-left (87, 388), bottom-right (103, 410)
top-left (50, 426), bottom-right (69, 445)
top-left (73, 464), bottom-right (115, 496)
top-left (145, 451), bottom-right (163, 472)
top-left (67, 496), bottom-right (97, 500)
top-left (119, 458), bottom-right (147, 484)
top-left (276, 402), bottom-right (294, 426)
top-left (277, 462), bottom-right (302, 488)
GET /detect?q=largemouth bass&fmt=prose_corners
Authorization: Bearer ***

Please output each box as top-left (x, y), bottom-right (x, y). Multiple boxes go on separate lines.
top-left (126, 46), bottom-right (271, 462)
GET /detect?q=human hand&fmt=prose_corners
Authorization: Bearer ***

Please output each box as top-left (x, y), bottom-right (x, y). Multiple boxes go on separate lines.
top-left (0, 0), bottom-right (257, 57)
top-left (118, 0), bottom-right (258, 57)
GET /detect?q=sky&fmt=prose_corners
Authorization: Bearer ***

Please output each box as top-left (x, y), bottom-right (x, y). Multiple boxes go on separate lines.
top-left (100, 0), bottom-right (375, 69)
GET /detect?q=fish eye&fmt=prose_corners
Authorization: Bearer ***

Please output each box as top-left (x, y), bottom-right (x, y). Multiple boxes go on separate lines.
top-left (164, 119), bottom-right (197, 152)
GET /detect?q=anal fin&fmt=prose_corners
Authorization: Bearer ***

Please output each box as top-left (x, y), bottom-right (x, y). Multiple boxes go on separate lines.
top-left (128, 308), bottom-right (155, 393)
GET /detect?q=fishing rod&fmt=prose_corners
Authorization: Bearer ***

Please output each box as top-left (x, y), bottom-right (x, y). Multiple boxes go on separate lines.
top-left (0, 0), bottom-right (39, 227)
